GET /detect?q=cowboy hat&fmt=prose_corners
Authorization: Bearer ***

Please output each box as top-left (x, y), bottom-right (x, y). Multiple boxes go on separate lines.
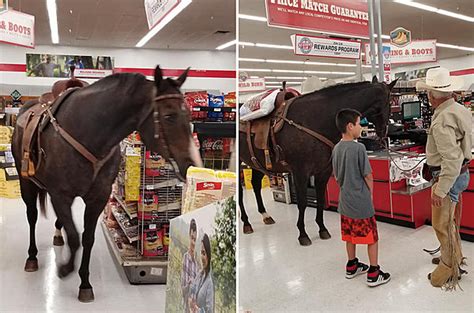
top-left (416, 67), bottom-right (464, 92)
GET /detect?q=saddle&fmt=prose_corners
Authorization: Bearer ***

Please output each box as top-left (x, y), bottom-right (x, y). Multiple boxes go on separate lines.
top-left (19, 74), bottom-right (88, 179)
top-left (240, 89), bottom-right (298, 170)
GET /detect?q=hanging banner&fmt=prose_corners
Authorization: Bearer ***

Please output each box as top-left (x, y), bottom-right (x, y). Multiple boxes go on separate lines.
top-left (144, 0), bottom-right (181, 30)
top-left (239, 78), bottom-right (266, 93)
top-left (265, 0), bottom-right (369, 39)
top-left (0, 10), bottom-right (34, 48)
top-left (26, 54), bottom-right (114, 78)
top-left (365, 40), bottom-right (436, 65)
top-left (382, 45), bottom-right (391, 83)
top-left (293, 34), bottom-right (361, 59)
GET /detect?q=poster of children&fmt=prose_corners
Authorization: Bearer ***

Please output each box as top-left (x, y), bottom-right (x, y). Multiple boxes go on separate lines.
top-left (166, 197), bottom-right (236, 313)
top-left (26, 53), bottom-right (114, 78)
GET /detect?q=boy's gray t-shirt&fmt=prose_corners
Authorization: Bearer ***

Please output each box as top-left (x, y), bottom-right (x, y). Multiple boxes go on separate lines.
top-left (332, 140), bottom-right (374, 219)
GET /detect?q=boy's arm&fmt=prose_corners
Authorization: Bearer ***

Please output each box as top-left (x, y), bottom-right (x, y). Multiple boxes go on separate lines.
top-left (364, 173), bottom-right (374, 201)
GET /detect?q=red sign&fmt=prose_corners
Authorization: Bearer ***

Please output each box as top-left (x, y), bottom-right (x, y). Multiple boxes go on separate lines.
top-left (265, 0), bottom-right (369, 39)
top-left (196, 182), bottom-right (222, 191)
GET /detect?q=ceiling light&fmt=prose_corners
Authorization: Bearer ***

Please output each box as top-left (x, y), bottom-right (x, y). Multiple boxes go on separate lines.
top-left (436, 43), bottom-right (474, 52)
top-left (255, 43), bottom-right (293, 50)
top-left (240, 58), bottom-right (265, 62)
top-left (239, 14), bottom-right (267, 22)
top-left (216, 39), bottom-right (236, 50)
top-left (250, 76), bottom-right (260, 79)
top-left (46, 0), bottom-right (59, 44)
top-left (266, 81), bottom-right (301, 85)
top-left (273, 69), bottom-right (305, 73)
top-left (266, 59), bottom-right (305, 64)
top-left (239, 42), bottom-right (256, 46)
top-left (374, 34), bottom-right (391, 40)
top-left (331, 71), bottom-right (356, 75)
top-left (239, 68), bottom-right (272, 72)
top-left (394, 0), bottom-right (474, 22)
top-left (136, 0), bottom-right (192, 47)
top-left (264, 76), bottom-right (305, 80)
top-left (305, 70), bottom-right (332, 74)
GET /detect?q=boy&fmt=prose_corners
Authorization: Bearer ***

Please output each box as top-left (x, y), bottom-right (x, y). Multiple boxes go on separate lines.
top-left (332, 109), bottom-right (390, 287)
top-left (181, 219), bottom-right (198, 312)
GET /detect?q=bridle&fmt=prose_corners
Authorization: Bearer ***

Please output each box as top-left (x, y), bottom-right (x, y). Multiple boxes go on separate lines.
top-left (148, 93), bottom-right (187, 180)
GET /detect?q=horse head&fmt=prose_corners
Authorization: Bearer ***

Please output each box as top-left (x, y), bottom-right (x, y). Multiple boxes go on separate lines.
top-left (138, 65), bottom-right (203, 180)
top-left (366, 76), bottom-right (398, 141)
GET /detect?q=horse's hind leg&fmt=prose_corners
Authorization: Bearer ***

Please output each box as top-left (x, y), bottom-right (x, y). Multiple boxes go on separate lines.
top-left (315, 172), bottom-right (331, 240)
top-left (20, 178), bottom-right (40, 272)
top-left (50, 194), bottom-right (78, 278)
top-left (53, 218), bottom-right (65, 246)
top-left (77, 185), bottom-right (112, 302)
top-left (239, 175), bottom-right (253, 234)
top-left (293, 172), bottom-right (311, 246)
top-left (251, 169), bottom-right (275, 225)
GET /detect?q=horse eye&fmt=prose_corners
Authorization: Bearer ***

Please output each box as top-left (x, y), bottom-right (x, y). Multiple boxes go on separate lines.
top-left (164, 114), bottom-right (177, 122)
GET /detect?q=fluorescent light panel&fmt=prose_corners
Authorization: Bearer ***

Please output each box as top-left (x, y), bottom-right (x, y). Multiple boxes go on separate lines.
top-left (136, 0), bottom-right (192, 47)
top-left (216, 40), bottom-right (236, 50)
top-left (239, 14), bottom-right (267, 22)
top-left (46, 0), bottom-right (59, 44)
top-left (394, 0), bottom-right (474, 22)
top-left (239, 58), bottom-right (356, 67)
top-left (240, 69), bottom-right (355, 75)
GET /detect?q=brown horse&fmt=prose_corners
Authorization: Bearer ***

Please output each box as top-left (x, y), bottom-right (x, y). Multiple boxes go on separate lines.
top-left (12, 66), bottom-right (202, 302)
top-left (239, 78), bottom-right (396, 246)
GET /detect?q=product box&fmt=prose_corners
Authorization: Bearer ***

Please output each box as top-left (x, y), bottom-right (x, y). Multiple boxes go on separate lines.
top-left (142, 225), bottom-right (165, 257)
top-left (208, 94), bottom-right (224, 121)
top-left (185, 91), bottom-right (208, 121)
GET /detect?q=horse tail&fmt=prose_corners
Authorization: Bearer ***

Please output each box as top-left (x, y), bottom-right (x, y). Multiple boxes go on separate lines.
top-left (38, 189), bottom-right (47, 218)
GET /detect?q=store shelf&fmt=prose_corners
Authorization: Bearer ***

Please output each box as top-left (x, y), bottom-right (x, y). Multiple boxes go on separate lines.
top-left (110, 206), bottom-right (139, 242)
top-left (113, 193), bottom-right (138, 219)
top-left (192, 121), bottom-right (236, 138)
top-left (142, 178), bottom-right (181, 190)
top-left (101, 221), bottom-right (168, 267)
top-left (4, 108), bottom-right (19, 114)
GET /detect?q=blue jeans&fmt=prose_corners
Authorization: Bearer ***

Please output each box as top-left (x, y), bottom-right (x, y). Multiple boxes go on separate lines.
top-left (432, 170), bottom-right (470, 203)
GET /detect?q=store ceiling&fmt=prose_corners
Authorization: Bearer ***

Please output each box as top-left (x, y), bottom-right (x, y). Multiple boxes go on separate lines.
top-left (240, 0), bottom-right (474, 80)
top-left (8, 0), bottom-right (236, 50)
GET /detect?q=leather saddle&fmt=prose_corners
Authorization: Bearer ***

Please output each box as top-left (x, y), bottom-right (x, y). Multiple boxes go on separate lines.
top-left (19, 75), bottom-right (88, 178)
top-left (240, 89), bottom-right (298, 170)
top-left (240, 90), bottom-right (298, 149)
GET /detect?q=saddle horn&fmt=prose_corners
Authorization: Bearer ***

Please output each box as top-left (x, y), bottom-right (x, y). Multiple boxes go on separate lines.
top-left (70, 65), bottom-right (76, 79)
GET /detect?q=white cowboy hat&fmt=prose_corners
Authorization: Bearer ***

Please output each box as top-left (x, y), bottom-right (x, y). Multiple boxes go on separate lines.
top-left (416, 67), bottom-right (464, 92)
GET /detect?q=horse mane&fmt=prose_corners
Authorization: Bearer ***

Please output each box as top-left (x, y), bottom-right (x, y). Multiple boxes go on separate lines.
top-left (90, 72), bottom-right (151, 96)
top-left (299, 81), bottom-right (372, 99)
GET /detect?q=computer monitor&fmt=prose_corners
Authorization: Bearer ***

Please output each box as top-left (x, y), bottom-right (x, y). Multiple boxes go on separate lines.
top-left (402, 101), bottom-right (421, 121)
top-left (360, 117), bottom-right (369, 126)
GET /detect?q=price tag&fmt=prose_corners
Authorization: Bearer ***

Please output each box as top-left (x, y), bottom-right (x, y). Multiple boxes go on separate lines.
top-left (231, 108), bottom-right (236, 112)
top-left (150, 267), bottom-right (163, 276)
top-left (192, 107), bottom-right (201, 111)
top-left (145, 185), bottom-right (155, 190)
top-left (5, 167), bottom-right (18, 176)
top-left (149, 224), bottom-right (157, 230)
top-left (213, 108), bottom-right (222, 112)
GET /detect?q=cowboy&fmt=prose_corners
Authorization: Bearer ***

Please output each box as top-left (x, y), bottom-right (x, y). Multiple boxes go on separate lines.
top-left (416, 67), bottom-right (472, 289)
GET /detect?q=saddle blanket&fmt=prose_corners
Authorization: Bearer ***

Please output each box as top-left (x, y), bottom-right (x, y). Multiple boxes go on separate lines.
top-left (240, 89), bottom-right (279, 121)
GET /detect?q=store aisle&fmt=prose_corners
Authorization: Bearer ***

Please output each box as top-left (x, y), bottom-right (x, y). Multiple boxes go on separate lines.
top-left (239, 188), bottom-right (474, 313)
top-left (0, 198), bottom-right (166, 313)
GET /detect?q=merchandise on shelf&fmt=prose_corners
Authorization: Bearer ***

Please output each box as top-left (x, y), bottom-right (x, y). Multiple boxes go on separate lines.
top-left (224, 92), bottom-right (236, 122)
top-left (182, 166), bottom-right (236, 214)
top-left (0, 126), bottom-right (13, 144)
top-left (185, 91), bottom-right (208, 121)
top-left (208, 94), bottom-right (225, 121)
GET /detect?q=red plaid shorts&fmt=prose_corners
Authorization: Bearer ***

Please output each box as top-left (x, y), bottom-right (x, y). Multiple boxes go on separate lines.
top-left (340, 215), bottom-right (379, 244)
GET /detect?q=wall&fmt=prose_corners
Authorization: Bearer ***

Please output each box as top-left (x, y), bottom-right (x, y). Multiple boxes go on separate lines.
top-left (0, 44), bottom-right (236, 95)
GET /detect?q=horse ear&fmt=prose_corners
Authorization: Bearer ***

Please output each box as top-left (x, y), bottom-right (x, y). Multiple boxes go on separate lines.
top-left (372, 76), bottom-right (378, 83)
top-left (388, 78), bottom-right (398, 91)
top-left (154, 65), bottom-right (163, 86)
top-left (176, 67), bottom-right (190, 87)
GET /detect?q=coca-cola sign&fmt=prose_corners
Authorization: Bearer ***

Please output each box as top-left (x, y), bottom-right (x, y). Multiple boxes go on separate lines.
top-left (202, 139), bottom-right (223, 151)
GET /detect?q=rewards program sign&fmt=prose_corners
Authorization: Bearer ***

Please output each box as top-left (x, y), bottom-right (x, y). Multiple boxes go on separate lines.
top-left (266, 0), bottom-right (369, 39)
top-left (294, 34), bottom-right (361, 59)
top-left (0, 10), bottom-right (34, 48)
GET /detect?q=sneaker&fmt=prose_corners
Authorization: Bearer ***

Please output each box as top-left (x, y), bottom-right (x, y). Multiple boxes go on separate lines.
top-left (345, 258), bottom-right (369, 279)
top-left (367, 266), bottom-right (391, 287)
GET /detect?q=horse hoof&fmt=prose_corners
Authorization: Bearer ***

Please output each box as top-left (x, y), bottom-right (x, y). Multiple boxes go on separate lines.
top-left (57, 264), bottom-right (74, 278)
top-left (53, 236), bottom-right (64, 246)
top-left (263, 216), bottom-right (276, 225)
top-left (319, 230), bottom-right (331, 240)
top-left (243, 225), bottom-right (254, 234)
top-left (432, 257), bottom-right (440, 265)
top-left (78, 288), bottom-right (95, 303)
top-left (298, 236), bottom-right (312, 246)
top-left (24, 259), bottom-right (38, 272)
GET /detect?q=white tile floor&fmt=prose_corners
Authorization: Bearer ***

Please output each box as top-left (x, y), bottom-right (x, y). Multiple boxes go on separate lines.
top-left (0, 197), bottom-right (166, 313)
top-left (239, 188), bottom-right (474, 313)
